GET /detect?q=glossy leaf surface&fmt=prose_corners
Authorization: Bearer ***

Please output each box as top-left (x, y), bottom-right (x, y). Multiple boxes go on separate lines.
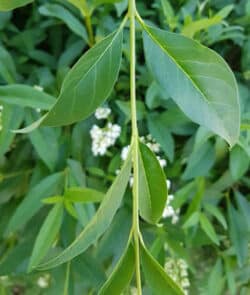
top-left (42, 30), bottom-right (123, 126)
top-left (98, 242), bottom-right (135, 295)
top-left (138, 142), bottom-right (167, 224)
top-left (141, 244), bottom-right (184, 295)
top-left (143, 24), bottom-right (240, 146)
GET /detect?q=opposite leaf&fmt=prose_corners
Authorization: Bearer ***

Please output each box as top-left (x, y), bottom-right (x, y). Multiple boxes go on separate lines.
top-left (138, 142), bottom-right (167, 224)
top-left (98, 242), bottom-right (135, 295)
top-left (42, 29), bottom-right (123, 126)
top-left (142, 24), bottom-right (240, 146)
top-left (0, 0), bottom-right (33, 11)
top-left (141, 244), bottom-right (184, 295)
top-left (36, 154), bottom-right (132, 270)
top-left (28, 203), bottom-right (64, 271)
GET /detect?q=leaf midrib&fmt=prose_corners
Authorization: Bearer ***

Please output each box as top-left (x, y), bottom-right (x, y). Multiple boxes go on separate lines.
top-left (144, 25), bottom-right (231, 140)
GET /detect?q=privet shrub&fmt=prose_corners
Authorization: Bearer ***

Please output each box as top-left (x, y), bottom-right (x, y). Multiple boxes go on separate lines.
top-left (0, 0), bottom-right (249, 294)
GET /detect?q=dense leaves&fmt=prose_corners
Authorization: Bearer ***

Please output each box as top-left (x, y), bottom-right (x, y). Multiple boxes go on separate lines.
top-left (0, 0), bottom-right (249, 294)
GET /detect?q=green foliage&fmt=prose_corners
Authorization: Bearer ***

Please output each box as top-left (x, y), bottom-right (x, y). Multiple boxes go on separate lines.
top-left (0, 0), bottom-right (249, 294)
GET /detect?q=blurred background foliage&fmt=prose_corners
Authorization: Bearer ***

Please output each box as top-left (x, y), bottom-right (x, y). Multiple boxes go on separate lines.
top-left (0, 0), bottom-right (249, 294)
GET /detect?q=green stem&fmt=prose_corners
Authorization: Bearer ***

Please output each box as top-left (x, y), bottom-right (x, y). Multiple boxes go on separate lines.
top-left (85, 14), bottom-right (94, 46)
top-left (81, 0), bottom-right (94, 46)
top-left (129, 0), bottom-right (142, 294)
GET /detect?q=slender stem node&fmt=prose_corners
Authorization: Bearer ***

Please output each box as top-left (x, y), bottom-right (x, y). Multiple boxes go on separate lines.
top-left (129, 0), bottom-right (142, 294)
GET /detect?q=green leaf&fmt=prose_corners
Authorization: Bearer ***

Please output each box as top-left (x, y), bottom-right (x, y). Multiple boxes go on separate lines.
top-left (26, 110), bottom-right (59, 171)
top-left (138, 142), bottom-right (167, 224)
top-left (0, 45), bottom-right (17, 83)
top-left (39, 4), bottom-right (88, 43)
top-left (230, 144), bottom-right (250, 180)
top-left (203, 203), bottom-right (227, 230)
top-left (204, 259), bottom-right (225, 295)
top-left (65, 187), bottom-right (104, 203)
top-left (42, 29), bottom-right (123, 127)
top-left (0, 0), bottom-right (33, 11)
top-left (28, 203), bottom-right (64, 271)
top-left (0, 104), bottom-right (24, 159)
top-left (141, 244), bottom-right (184, 295)
top-left (228, 202), bottom-right (249, 266)
top-left (5, 172), bottom-right (64, 235)
top-left (142, 24), bottom-right (240, 146)
top-left (36, 154), bottom-right (132, 270)
top-left (147, 114), bottom-right (175, 162)
top-left (0, 85), bottom-right (55, 110)
top-left (98, 242), bottom-right (135, 295)
top-left (182, 141), bottom-right (215, 180)
top-left (42, 196), bottom-right (64, 204)
top-left (182, 211), bottom-right (200, 229)
top-left (181, 16), bottom-right (222, 38)
top-left (199, 213), bottom-right (220, 245)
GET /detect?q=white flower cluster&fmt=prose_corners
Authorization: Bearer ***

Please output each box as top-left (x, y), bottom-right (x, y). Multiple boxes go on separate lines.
top-left (164, 258), bottom-right (190, 295)
top-left (0, 105), bottom-right (3, 132)
top-left (95, 106), bottom-right (111, 119)
top-left (90, 123), bottom-right (121, 156)
top-left (162, 180), bottom-right (180, 224)
top-left (90, 106), bottom-right (121, 156)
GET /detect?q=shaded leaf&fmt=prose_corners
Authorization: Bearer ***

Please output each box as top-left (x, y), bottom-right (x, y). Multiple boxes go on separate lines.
top-left (98, 242), bottom-right (135, 295)
top-left (138, 142), bottom-right (167, 224)
top-left (36, 154), bottom-right (131, 269)
top-left (0, 85), bottom-right (55, 110)
top-left (0, 0), bottom-right (33, 11)
top-left (141, 244), bottom-right (184, 295)
top-left (199, 213), bottom-right (220, 245)
top-left (39, 4), bottom-right (88, 42)
top-left (5, 172), bottom-right (64, 235)
top-left (28, 203), bottom-right (64, 271)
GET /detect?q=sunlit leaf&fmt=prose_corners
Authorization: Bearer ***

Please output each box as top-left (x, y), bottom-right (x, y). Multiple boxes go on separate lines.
top-left (142, 24), bottom-right (240, 146)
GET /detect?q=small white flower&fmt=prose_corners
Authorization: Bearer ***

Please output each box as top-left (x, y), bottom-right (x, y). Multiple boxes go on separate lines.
top-left (130, 287), bottom-right (137, 295)
top-left (166, 179), bottom-right (171, 190)
top-left (121, 145), bottom-right (130, 161)
top-left (162, 205), bottom-right (175, 218)
top-left (157, 156), bottom-right (167, 168)
top-left (0, 105), bottom-right (3, 111)
top-left (181, 278), bottom-right (190, 288)
top-left (95, 106), bottom-right (111, 120)
top-left (129, 175), bottom-right (134, 187)
top-left (146, 142), bottom-right (161, 153)
top-left (33, 85), bottom-right (44, 92)
top-left (90, 123), bottom-right (121, 156)
top-left (37, 276), bottom-right (49, 288)
top-left (168, 194), bottom-right (174, 202)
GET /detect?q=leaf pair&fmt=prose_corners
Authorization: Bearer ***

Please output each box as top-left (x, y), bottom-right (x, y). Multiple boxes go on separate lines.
top-left (99, 239), bottom-right (184, 295)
